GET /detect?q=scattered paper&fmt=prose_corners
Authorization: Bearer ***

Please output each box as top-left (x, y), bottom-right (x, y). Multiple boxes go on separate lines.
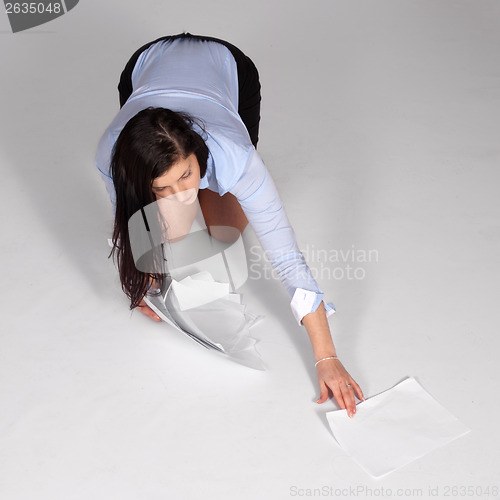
top-left (171, 274), bottom-right (230, 311)
top-left (144, 271), bottom-right (264, 370)
top-left (128, 197), bottom-right (263, 369)
top-left (326, 377), bottom-right (471, 478)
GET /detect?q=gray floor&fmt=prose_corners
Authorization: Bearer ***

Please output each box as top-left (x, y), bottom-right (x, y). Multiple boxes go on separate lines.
top-left (1, 1), bottom-right (499, 499)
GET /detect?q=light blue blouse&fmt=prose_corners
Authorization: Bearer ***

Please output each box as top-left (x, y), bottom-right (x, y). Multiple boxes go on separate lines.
top-left (95, 37), bottom-right (335, 324)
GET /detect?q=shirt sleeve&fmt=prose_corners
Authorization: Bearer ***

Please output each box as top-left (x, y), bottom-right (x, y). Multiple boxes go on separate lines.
top-left (229, 149), bottom-right (336, 324)
top-left (95, 128), bottom-right (117, 208)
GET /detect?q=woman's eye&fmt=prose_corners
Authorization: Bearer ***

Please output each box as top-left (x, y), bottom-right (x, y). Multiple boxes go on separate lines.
top-left (182, 171), bottom-right (192, 179)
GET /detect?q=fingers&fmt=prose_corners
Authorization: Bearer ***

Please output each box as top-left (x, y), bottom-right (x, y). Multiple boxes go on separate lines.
top-left (351, 379), bottom-right (365, 402)
top-left (137, 300), bottom-right (162, 322)
top-left (340, 382), bottom-right (357, 418)
top-left (329, 381), bottom-right (358, 418)
top-left (338, 377), bottom-right (366, 417)
top-left (330, 384), bottom-right (347, 411)
top-left (315, 363), bottom-right (365, 417)
top-left (316, 381), bottom-right (330, 404)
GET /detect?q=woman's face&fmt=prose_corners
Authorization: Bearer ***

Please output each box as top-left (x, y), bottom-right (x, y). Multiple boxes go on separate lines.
top-left (151, 153), bottom-right (201, 204)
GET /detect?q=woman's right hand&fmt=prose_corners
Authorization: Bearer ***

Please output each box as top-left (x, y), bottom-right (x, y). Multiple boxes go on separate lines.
top-left (137, 299), bottom-right (162, 322)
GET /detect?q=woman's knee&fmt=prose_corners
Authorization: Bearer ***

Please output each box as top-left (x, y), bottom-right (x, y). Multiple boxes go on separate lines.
top-left (198, 189), bottom-right (248, 240)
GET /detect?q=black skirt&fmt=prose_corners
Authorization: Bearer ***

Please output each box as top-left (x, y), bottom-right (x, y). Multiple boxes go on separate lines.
top-left (117, 33), bottom-right (261, 147)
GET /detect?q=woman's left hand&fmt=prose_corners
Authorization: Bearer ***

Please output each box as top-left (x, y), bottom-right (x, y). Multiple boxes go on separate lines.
top-left (315, 358), bottom-right (364, 418)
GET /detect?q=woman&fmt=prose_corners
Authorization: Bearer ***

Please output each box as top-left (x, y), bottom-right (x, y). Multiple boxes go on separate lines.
top-left (96, 33), bottom-right (364, 417)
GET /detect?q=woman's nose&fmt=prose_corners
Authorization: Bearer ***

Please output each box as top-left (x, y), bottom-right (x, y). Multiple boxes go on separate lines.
top-left (169, 184), bottom-right (182, 197)
top-left (170, 187), bottom-right (193, 204)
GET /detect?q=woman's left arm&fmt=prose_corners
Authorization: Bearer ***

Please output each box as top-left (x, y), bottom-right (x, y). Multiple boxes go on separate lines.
top-left (230, 151), bottom-right (364, 414)
top-left (302, 302), bottom-right (364, 417)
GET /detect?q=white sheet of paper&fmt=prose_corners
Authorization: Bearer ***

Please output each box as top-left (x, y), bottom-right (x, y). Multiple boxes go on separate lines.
top-left (171, 273), bottom-right (230, 311)
top-left (326, 377), bottom-right (471, 478)
top-left (144, 272), bottom-right (264, 370)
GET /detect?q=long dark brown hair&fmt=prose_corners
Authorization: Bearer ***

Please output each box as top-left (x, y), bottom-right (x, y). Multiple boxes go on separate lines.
top-left (110, 107), bottom-right (209, 309)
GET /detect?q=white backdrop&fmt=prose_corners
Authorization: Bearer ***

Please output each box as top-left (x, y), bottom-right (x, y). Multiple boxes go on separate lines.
top-left (1, 1), bottom-right (499, 499)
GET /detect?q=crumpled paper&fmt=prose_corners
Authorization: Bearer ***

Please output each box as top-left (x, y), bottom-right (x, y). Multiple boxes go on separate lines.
top-left (144, 271), bottom-right (264, 370)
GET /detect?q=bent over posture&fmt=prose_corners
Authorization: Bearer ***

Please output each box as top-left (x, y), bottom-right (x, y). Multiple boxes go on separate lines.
top-left (95, 33), bottom-right (364, 416)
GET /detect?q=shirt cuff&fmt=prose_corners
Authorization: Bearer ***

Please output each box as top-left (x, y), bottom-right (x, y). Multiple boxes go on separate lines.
top-left (290, 288), bottom-right (336, 325)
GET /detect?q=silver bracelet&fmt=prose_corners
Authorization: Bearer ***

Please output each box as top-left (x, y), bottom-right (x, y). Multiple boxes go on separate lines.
top-left (315, 356), bottom-right (338, 367)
